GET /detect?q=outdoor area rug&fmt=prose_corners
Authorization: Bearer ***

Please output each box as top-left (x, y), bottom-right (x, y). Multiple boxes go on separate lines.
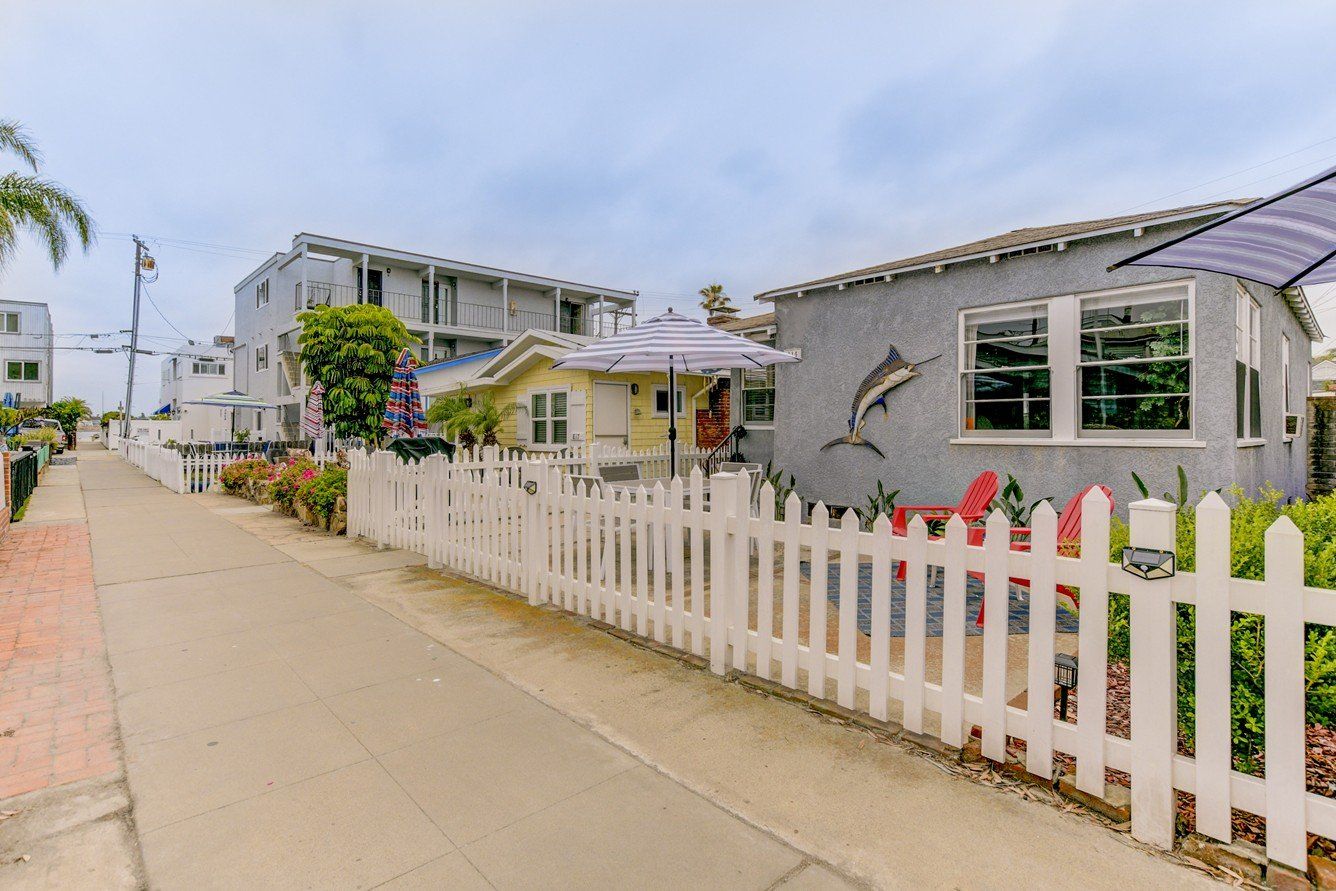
top-left (802, 561), bottom-right (1082, 638)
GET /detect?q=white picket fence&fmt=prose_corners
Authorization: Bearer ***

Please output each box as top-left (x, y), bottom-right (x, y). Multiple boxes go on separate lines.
top-left (535, 441), bottom-right (712, 479)
top-left (352, 447), bottom-right (1330, 867)
top-left (120, 440), bottom-right (265, 494)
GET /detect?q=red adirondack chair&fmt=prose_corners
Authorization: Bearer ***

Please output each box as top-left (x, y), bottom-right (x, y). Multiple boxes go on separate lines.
top-left (972, 484), bottom-right (1114, 626)
top-left (893, 471), bottom-right (999, 581)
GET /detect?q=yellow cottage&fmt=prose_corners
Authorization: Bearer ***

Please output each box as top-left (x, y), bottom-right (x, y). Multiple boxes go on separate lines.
top-left (415, 329), bottom-right (717, 452)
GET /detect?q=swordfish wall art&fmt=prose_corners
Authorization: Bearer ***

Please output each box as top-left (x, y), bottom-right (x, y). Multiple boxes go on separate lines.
top-left (821, 344), bottom-right (939, 458)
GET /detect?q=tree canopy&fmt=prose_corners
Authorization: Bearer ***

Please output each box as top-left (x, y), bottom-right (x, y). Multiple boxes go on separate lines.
top-left (297, 304), bottom-right (413, 442)
top-left (46, 396), bottom-right (91, 439)
top-left (698, 283), bottom-right (739, 318)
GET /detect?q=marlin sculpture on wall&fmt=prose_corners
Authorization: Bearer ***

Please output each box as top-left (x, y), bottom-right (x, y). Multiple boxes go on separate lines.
top-left (821, 344), bottom-right (940, 458)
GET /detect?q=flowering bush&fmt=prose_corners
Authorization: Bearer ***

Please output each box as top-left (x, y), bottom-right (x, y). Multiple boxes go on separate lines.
top-left (268, 458), bottom-right (317, 513)
top-left (296, 467), bottom-right (347, 524)
top-left (219, 458), bottom-right (270, 496)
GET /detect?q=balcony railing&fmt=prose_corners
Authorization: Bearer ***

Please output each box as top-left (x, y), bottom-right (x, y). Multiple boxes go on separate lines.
top-left (299, 281), bottom-right (632, 338)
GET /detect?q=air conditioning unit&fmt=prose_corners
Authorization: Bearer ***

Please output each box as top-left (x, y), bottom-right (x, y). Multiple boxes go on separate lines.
top-left (1285, 412), bottom-right (1304, 438)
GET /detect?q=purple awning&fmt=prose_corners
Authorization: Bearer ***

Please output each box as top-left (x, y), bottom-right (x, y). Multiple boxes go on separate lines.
top-left (1111, 164), bottom-right (1336, 289)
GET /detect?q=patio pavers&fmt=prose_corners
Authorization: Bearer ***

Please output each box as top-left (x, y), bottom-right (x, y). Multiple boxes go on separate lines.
top-left (805, 560), bottom-right (1081, 638)
top-left (0, 521), bottom-right (119, 800)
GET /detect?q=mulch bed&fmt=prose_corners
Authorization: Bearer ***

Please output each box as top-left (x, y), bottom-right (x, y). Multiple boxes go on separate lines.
top-left (1006, 660), bottom-right (1336, 857)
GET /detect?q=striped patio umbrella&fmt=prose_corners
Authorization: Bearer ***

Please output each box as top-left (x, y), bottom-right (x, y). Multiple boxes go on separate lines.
top-left (382, 349), bottom-right (427, 439)
top-left (1111, 163), bottom-right (1336, 289)
top-left (301, 381), bottom-right (325, 438)
top-left (551, 309), bottom-right (798, 475)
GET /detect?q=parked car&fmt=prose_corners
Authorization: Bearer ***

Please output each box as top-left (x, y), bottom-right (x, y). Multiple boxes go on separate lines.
top-left (18, 418), bottom-right (66, 453)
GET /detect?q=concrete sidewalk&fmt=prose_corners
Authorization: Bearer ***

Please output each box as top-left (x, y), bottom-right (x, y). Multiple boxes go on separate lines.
top-left (83, 452), bottom-right (838, 889)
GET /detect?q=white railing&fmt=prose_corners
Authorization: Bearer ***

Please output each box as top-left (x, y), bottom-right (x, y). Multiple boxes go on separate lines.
top-left (537, 441), bottom-right (712, 480)
top-left (347, 447), bottom-right (1335, 869)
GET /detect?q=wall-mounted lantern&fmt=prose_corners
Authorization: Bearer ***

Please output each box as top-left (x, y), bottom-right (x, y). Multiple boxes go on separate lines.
top-left (1120, 547), bottom-right (1176, 580)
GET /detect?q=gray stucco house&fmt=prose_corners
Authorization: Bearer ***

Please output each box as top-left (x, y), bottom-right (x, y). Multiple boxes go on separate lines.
top-left (746, 201), bottom-right (1324, 513)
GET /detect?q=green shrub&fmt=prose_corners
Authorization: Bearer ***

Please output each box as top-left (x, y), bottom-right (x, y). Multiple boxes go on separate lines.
top-left (14, 426), bottom-right (59, 447)
top-left (296, 467), bottom-right (347, 522)
top-left (218, 458), bottom-right (269, 496)
top-left (1108, 486), bottom-right (1336, 769)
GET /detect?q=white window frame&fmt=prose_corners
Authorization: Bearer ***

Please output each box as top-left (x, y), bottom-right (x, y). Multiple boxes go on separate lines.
top-left (528, 387), bottom-right (569, 449)
top-left (256, 279), bottom-right (269, 308)
top-left (651, 385), bottom-right (686, 418)
top-left (1282, 332), bottom-right (1294, 442)
top-left (1075, 281), bottom-right (1194, 441)
top-left (0, 311), bottom-right (19, 334)
top-left (192, 360), bottom-right (226, 376)
top-left (255, 344), bottom-right (269, 372)
top-left (741, 343), bottom-right (778, 428)
top-left (1236, 283), bottom-right (1263, 445)
top-left (952, 280), bottom-right (1200, 448)
top-left (4, 360), bottom-right (39, 382)
top-left (958, 297), bottom-right (1052, 440)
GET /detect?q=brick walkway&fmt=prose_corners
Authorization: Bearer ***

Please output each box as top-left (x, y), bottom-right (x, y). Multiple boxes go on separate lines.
top-left (0, 522), bottom-right (118, 799)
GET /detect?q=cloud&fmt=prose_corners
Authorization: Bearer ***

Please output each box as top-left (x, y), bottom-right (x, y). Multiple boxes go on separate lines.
top-left (2, 0), bottom-right (1336, 408)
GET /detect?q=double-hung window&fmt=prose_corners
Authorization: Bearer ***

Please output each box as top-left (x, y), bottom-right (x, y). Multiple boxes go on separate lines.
top-left (959, 280), bottom-right (1194, 441)
top-left (1236, 284), bottom-right (1262, 440)
top-left (742, 339), bottom-right (778, 425)
top-left (256, 279), bottom-right (269, 308)
top-left (4, 360), bottom-right (38, 382)
top-left (1078, 285), bottom-right (1191, 437)
top-left (530, 389), bottom-right (568, 446)
top-left (255, 345), bottom-right (269, 372)
top-left (960, 303), bottom-right (1050, 435)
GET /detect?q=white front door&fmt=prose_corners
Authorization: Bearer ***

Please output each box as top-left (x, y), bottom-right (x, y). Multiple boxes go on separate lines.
top-left (593, 382), bottom-right (629, 446)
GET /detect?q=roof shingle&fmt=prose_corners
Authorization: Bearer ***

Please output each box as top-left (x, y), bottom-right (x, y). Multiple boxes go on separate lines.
top-left (756, 200), bottom-right (1251, 300)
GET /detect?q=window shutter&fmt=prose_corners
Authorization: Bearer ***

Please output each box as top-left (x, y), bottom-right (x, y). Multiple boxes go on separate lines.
top-left (515, 400), bottom-right (532, 446)
top-left (564, 389), bottom-right (586, 444)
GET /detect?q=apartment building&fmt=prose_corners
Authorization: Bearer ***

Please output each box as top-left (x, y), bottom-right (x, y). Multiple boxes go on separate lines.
top-left (232, 234), bottom-right (638, 439)
top-left (0, 298), bottom-right (54, 408)
top-left (158, 336), bottom-right (235, 441)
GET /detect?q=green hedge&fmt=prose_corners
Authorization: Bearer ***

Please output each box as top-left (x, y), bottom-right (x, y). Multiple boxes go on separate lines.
top-left (1107, 486), bottom-right (1336, 769)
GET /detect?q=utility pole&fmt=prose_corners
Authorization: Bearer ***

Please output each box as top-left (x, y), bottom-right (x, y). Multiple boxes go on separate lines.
top-left (121, 236), bottom-right (149, 439)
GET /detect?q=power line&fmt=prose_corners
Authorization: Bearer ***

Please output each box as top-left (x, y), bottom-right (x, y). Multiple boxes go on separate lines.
top-left (140, 281), bottom-right (200, 344)
top-left (1116, 134), bottom-right (1336, 214)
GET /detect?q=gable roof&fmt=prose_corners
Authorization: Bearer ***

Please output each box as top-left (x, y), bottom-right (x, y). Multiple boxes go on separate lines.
top-left (755, 200), bottom-right (1252, 301)
top-left (707, 311), bottom-right (775, 332)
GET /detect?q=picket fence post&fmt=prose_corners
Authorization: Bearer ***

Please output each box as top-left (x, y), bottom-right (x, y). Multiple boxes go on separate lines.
top-left (1075, 487), bottom-right (1112, 795)
top-left (1127, 497), bottom-right (1177, 851)
top-left (1193, 491), bottom-right (1232, 841)
top-left (708, 472), bottom-right (736, 675)
top-left (1264, 516), bottom-right (1307, 869)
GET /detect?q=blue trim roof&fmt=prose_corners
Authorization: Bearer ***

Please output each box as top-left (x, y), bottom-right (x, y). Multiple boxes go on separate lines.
top-left (415, 349), bottom-right (503, 375)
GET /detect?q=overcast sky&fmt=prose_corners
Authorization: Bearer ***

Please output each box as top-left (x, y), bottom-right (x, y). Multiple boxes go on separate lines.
top-left (3, 1), bottom-right (1336, 411)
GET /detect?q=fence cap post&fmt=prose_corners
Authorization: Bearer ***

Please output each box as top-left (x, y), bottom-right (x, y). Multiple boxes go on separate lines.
top-left (1128, 497), bottom-right (1176, 514)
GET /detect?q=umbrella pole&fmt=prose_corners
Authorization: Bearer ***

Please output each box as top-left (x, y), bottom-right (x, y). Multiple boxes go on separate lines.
top-left (668, 363), bottom-right (677, 478)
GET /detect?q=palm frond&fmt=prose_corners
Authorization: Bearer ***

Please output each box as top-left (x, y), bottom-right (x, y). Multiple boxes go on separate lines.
top-left (0, 120), bottom-right (41, 171)
top-left (0, 173), bottom-right (96, 269)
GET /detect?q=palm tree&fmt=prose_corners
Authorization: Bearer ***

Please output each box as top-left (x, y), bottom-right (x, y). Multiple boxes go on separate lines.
top-left (0, 119), bottom-right (94, 272)
top-left (698, 283), bottom-right (739, 318)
